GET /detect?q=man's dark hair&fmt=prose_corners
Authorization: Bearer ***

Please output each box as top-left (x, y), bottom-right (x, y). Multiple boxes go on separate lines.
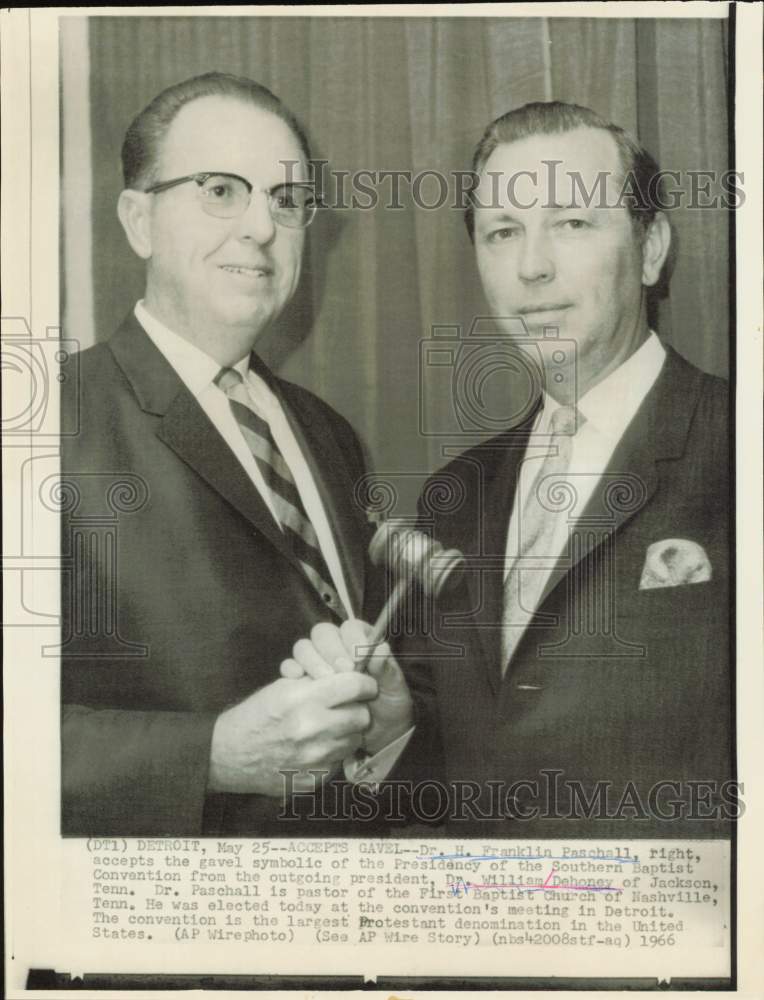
top-left (465, 101), bottom-right (665, 242)
top-left (121, 71), bottom-right (311, 190)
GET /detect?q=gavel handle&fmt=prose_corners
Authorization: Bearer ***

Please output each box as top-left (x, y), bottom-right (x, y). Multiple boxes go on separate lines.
top-left (354, 576), bottom-right (410, 673)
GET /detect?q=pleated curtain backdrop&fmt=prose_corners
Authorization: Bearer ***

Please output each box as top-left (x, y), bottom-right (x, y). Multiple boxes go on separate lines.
top-left (62, 15), bottom-right (730, 503)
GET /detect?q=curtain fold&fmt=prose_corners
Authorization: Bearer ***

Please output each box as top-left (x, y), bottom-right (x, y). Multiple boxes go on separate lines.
top-left (63, 14), bottom-right (731, 498)
top-left (648, 19), bottom-right (730, 376)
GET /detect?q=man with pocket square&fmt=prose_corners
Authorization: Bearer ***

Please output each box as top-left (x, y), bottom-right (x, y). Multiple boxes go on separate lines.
top-left (286, 101), bottom-right (733, 837)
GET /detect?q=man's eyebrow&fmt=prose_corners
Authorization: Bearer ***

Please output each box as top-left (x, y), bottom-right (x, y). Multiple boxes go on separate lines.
top-left (476, 211), bottom-right (522, 225)
top-left (268, 180), bottom-right (313, 191)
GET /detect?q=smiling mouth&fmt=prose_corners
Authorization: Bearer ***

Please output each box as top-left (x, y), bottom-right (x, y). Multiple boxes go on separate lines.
top-left (219, 264), bottom-right (273, 277)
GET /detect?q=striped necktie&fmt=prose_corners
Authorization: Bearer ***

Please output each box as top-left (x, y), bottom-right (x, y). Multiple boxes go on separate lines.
top-left (501, 404), bottom-right (583, 673)
top-left (216, 366), bottom-right (347, 620)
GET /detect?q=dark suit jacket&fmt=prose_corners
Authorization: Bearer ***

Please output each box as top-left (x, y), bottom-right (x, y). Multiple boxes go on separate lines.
top-left (61, 314), bottom-right (378, 836)
top-left (400, 346), bottom-right (733, 837)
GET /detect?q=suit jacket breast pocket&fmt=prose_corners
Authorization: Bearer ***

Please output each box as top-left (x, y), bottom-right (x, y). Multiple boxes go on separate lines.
top-left (618, 580), bottom-right (728, 640)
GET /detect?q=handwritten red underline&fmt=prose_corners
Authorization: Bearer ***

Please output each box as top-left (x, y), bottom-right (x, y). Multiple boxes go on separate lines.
top-left (449, 868), bottom-right (622, 895)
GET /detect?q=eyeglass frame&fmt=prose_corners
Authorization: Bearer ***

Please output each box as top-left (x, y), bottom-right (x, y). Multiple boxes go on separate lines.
top-left (143, 172), bottom-right (319, 228)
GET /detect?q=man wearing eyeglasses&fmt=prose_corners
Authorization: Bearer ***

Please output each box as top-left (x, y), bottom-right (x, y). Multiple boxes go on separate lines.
top-left (61, 72), bottom-right (414, 836)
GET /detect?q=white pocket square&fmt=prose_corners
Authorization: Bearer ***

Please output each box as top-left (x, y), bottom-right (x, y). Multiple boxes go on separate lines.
top-left (639, 538), bottom-right (712, 590)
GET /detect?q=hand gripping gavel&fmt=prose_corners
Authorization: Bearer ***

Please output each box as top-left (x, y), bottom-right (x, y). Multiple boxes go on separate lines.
top-left (354, 518), bottom-right (466, 671)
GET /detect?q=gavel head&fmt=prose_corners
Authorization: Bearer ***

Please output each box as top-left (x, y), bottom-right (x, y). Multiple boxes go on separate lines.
top-left (368, 518), bottom-right (465, 597)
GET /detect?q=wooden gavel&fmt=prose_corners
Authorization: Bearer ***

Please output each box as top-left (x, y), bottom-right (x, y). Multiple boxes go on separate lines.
top-left (354, 519), bottom-right (466, 671)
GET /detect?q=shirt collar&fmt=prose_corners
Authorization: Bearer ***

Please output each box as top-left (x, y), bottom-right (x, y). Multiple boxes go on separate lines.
top-left (579, 331), bottom-right (666, 438)
top-left (134, 300), bottom-right (250, 398)
top-left (538, 331), bottom-right (666, 439)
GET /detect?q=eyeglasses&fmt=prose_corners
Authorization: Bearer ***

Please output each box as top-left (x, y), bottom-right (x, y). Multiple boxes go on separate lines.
top-left (144, 172), bottom-right (318, 228)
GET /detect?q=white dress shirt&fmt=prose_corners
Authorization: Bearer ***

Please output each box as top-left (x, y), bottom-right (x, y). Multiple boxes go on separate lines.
top-left (503, 331), bottom-right (667, 651)
top-left (135, 300), bottom-right (354, 618)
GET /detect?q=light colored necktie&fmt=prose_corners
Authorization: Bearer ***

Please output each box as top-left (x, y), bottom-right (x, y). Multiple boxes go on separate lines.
top-left (501, 404), bottom-right (583, 673)
top-left (216, 367), bottom-right (346, 620)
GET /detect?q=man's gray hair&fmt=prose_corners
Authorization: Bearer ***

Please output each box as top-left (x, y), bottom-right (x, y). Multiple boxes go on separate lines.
top-left (121, 71), bottom-right (311, 191)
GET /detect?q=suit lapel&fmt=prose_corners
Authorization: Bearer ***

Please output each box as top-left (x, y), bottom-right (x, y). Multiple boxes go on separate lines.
top-left (108, 315), bottom-right (309, 576)
top-left (532, 404), bottom-right (658, 613)
top-left (269, 377), bottom-right (367, 617)
top-left (156, 389), bottom-right (301, 567)
top-left (531, 346), bottom-right (704, 618)
top-left (456, 419), bottom-right (538, 695)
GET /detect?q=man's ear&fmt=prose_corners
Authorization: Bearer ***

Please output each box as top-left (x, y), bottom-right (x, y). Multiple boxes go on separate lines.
top-left (117, 189), bottom-right (153, 260)
top-left (641, 211), bottom-right (671, 287)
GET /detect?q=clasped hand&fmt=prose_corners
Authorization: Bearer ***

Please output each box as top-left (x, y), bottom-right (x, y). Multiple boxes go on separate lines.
top-left (281, 619), bottom-right (414, 759)
top-left (208, 620), bottom-right (413, 797)
top-left (208, 670), bottom-right (377, 796)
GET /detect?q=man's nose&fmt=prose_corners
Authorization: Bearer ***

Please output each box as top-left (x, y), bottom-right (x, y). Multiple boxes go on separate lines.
top-left (232, 191), bottom-right (277, 246)
top-left (517, 231), bottom-right (555, 283)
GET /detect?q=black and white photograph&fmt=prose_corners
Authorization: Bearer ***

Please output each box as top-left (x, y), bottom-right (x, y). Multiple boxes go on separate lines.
top-left (2, 3), bottom-right (762, 996)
